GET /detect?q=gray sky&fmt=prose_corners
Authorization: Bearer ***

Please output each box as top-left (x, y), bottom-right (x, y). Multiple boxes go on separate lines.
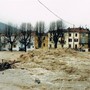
top-left (0, 0), bottom-right (90, 28)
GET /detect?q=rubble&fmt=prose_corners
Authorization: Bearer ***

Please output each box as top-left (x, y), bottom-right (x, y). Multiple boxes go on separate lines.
top-left (0, 60), bottom-right (20, 71)
top-left (0, 49), bottom-right (90, 90)
top-left (0, 61), bottom-right (11, 71)
top-left (35, 78), bottom-right (41, 84)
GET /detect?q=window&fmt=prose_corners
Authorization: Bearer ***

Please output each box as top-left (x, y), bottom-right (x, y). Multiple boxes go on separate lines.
top-left (43, 43), bottom-right (45, 47)
top-left (74, 39), bottom-right (78, 42)
top-left (69, 44), bottom-right (71, 48)
top-left (50, 37), bottom-right (52, 41)
top-left (75, 33), bottom-right (77, 37)
top-left (69, 33), bottom-right (71, 37)
top-left (28, 45), bottom-right (30, 48)
top-left (49, 44), bottom-right (52, 48)
top-left (82, 33), bottom-right (85, 37)
top-left (68, 39), bottom-right (72, 42)
top-left (14, 45), bottom-right (16, 48)
top-left (43, 37), bottom-right (45, 40)
top-left (82, 43), bottom-right (85, 46)
top-left (75, 44), bottom-right (77, 49)
top-left (3, 44), bottom-right (5, 48)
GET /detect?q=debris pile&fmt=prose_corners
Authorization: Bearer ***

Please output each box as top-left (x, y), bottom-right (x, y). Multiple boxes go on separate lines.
top-left (0, 60), bottom-right (20, 71)
top-left (0, 49), bottom-right (90, 90)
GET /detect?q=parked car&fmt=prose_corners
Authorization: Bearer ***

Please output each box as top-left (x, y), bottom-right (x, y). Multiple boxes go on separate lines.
top-left (19, 47), bottom-right (25, 51)
top-left (1, 48), bottom-right (7, 51)
top-left (76, 48), bottom-right (85, 52)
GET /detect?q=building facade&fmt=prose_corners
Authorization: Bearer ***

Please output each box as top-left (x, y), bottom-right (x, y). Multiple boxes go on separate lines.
top-left (0, 32), bottom-right (35, 51)
top-left (48, 30), bottom-right (68, 49)
top-left (67, 28), bottom-right (89, 51)
top-left (0, 27), bottom-right (89, 52)
top-left (35, 33), bottom-right (48, 49)
top-left (48, 28), bottom-right (89, 51)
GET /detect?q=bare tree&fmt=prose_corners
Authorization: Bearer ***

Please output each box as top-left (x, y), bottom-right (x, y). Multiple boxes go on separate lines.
top-left (19, 23), bottom-right (32, 52)
top-left (56, 20), bottom-right (65, 48)
top-left (4, 24), bottom-right (18, 51)
top-left (35, 21), bottom-right (45, 48)
top-left (49, 20), bottom-right (65, 48)
top-left (49, 22), bottom-right (56, 31)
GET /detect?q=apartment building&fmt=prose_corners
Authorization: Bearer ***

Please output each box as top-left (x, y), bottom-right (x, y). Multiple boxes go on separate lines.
top-left (19, 31), bottom-right (35, 51)
top-left (35, 33), bottom-right (48, 49)
top-left (0, 27), bottom-right (89, 51)
top-left (0, 34), bottom-right (8, 51)
top-left (67, 28), bottom-right (89, 51)
top-left (0, 31), bottom-right (35, 51)
top-left (48, 30), bottom-right (68, 49)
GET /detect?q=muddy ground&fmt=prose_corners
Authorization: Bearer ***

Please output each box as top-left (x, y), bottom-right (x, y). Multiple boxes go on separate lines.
top-left (0, 49), bottom-right (90, 90)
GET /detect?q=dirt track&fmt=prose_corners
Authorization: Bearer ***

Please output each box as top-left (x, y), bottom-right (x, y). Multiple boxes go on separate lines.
top-left (0, 49), bottom-right (90, 90)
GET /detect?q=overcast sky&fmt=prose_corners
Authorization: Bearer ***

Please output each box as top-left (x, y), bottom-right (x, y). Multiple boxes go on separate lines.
top-left (0, 0), bottom-right (90, 28)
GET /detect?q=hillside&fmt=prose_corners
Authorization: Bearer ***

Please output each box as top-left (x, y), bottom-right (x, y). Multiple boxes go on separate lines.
top-left (0, 22), bottom-right (7, 32)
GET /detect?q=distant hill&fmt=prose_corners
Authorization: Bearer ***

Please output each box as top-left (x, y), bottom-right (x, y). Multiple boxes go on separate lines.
top-left (0, 22), bottom-right (19, 33)
top-left (0, 22), bottom-right (7, 33)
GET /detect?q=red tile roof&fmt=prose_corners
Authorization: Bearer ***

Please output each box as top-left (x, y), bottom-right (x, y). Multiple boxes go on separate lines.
top-left (68, 28), bottom-right (89, 33)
